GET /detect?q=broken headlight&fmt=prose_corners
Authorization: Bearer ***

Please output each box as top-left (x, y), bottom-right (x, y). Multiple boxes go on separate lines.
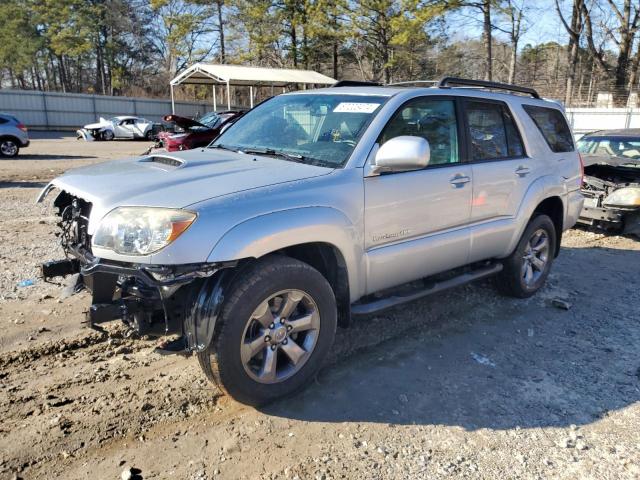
top-left (92, 207), bottom-right (196, 255)
top-left (603, 187), bottom-right (640, 208)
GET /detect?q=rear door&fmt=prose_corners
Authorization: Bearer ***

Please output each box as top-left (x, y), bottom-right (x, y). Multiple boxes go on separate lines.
top-left (364, 96), bottom-right (473, 293)
top-left (462, 98), bottom-right (534, 262)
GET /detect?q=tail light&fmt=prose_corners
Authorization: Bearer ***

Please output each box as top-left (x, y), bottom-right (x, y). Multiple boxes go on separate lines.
top-left (578, 153), bottom-right (584, 186)
top-left (17, 123), bottom-right (27, 132)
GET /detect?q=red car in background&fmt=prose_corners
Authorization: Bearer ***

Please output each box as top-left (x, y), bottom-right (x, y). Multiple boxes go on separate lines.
top-left (153, 110), bottom-right (244, 152)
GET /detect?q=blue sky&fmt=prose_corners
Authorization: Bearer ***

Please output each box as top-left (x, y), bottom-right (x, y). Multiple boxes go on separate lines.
top-left (447, 0), bottom-right (569, 50)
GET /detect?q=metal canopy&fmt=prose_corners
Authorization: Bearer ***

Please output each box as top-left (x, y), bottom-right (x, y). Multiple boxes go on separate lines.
top-left (169, 63), bottom-right (336, 112)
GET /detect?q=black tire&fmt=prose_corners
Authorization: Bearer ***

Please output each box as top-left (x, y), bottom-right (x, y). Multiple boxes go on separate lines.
top-left (0, 138), bottom-right (20, 158)
top-left (197, 256), bottom-right (337, 406)
top-left (102, 130), bottom-right (114, 141)
top-left (496, 214), bottom-right (557, 298)
top-left (145, 129), bottom-right (154, 141)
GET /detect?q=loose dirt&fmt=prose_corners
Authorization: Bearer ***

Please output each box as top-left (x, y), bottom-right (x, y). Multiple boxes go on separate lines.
top-left (1, 134), bottom-right (639, 479)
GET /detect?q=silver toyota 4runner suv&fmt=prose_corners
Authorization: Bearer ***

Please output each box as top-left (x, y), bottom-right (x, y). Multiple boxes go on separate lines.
top-left (39, 78), bottom-right (584, 406)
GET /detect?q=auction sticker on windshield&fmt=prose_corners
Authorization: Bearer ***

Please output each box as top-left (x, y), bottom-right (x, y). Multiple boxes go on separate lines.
top-left (333, 102), bottom-right (381, 113)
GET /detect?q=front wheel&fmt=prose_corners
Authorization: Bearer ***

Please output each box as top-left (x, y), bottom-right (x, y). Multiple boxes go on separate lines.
top-left (496, 214), bottom-right (557, 298)
top-left (197, 256), bottom-right (337, 406)
top-left (102, 130), bottom-right (114, 141)
top-left (0, 138), bottom-right (19, 157)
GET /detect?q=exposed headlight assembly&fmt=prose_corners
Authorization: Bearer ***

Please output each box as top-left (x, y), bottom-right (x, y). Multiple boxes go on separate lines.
top-left (93, 207), bottom-right (196, 255)
top-left (603, 187), bottom-right (640, 208)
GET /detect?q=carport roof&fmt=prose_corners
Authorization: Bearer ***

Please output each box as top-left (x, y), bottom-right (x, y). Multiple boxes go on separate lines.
top-left (170, 63), bottom-right (336, 87)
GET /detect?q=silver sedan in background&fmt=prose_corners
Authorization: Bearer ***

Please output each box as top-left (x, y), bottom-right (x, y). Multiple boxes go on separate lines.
top-left (0, 113), bottom-right (30, 157)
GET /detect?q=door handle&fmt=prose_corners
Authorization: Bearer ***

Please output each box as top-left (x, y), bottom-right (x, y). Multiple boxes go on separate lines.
top-left (450, 174), bottom-right (471, 188)
top-left (515, 166), bottom-right (531, 177)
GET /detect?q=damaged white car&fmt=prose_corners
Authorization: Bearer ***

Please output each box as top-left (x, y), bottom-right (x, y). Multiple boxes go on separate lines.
top-left (77, 116), bottom-right (155, 141)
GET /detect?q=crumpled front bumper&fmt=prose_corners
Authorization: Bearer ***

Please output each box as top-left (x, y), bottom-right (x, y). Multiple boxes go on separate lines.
top-left (76, 129), bottom-right (96, 141)
top-left (42, 244), bottom-right (236, 353)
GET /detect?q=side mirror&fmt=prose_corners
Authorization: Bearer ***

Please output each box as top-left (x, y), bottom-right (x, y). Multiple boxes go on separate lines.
top-left (373, 136), bottom-right (430, 174)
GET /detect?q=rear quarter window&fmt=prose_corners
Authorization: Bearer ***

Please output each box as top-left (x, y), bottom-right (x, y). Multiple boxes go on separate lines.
top-left (523, 105), bottom-right (574, 153)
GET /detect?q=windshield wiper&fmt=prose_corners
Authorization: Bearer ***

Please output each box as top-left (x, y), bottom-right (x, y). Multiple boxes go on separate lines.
top-left (237, 147), bottom-right (334, 168)
top-left (239, 148), bottom-right (304, 161)
top-left (208, 144), bottom-right (238, 152)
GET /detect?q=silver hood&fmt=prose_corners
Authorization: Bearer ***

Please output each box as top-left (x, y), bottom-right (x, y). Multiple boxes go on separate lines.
top-left (39, 148), bottom-right (333, 232)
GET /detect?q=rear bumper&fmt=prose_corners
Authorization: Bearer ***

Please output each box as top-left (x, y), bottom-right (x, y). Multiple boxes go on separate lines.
top-left (20, 139), bottom-right (30, 148)
top-left (564, 189), bottom-right (584, 230)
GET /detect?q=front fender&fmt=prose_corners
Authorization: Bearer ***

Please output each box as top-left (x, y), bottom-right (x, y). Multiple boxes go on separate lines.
top-left (207, 207), bottom-right (365, 301)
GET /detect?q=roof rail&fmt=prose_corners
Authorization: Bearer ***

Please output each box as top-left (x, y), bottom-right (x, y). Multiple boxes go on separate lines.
top-left (387, 80), bottom-right (438, 87)
top-left (332, 80), bottom-right (383, 87)
top-left (437, 77), bottom-right (540, 99)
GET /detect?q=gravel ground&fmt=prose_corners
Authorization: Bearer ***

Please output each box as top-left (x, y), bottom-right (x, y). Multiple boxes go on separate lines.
top-left (1, 135), bottom-right (639, 480)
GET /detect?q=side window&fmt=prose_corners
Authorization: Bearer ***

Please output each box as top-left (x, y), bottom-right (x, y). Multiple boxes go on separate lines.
top-left (0, 117), bottom-right (7, 125)
top-left (379, 98), bottom-right (459, 165)
top-left (465, 101), bottom-right (525, 161)
top-left (523, 105), bottom-right (574, 153)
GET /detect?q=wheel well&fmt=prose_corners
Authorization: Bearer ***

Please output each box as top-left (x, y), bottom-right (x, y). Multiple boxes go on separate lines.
top-left (278, 242), bottom-right (351, 328)
top-left (0, 135), bottom-right (20, 144)
top-left (533, 196), bottom-right (564, 257)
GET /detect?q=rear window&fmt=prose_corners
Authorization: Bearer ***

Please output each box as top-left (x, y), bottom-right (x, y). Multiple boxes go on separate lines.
top-left (523, 105), bottom-right (574, 153)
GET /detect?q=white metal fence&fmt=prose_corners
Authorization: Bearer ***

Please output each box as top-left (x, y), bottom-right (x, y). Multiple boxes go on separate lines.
top-left (565, 107), bottom-right (640, 135)
top-left (0, 90), bottom-right (218, 130)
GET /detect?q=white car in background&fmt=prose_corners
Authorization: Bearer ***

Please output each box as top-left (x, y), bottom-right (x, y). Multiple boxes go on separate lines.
top-left (77, 116), bottom-right (155, 141)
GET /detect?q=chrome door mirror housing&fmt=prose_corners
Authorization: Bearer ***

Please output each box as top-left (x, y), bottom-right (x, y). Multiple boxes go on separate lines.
top-left (372, 136), bottom-right (431, 174)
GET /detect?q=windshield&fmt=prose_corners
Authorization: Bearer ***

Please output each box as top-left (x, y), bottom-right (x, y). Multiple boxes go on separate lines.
top-left (578, 137), bottom-right (640, 164)
top-left (198, 112), bottom-right (222, 128)
top-left (211, 93), bottom-right (387, 167)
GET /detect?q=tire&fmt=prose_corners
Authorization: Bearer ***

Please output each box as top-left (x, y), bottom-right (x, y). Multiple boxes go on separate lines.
top-left (496, 214), bottom-right (557, 298)
top-left (102, 130), bottom-right (114, 141)
top-left (145, 130), bottom-right (154, 141)
top-left (0, 138), bottom-right (20, 158)
top-left (197, 256), bottom-right (337, 406)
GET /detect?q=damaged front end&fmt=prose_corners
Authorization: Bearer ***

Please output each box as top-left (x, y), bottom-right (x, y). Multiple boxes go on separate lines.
top-left (40, 190), bottom-right (237, 354)
top-left (578, 162), bottom-right (640, 236)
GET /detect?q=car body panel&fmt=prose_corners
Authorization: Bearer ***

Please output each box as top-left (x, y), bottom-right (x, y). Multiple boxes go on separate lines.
top-left (158, 111), bottom-right (244, 152)
top-left (576, 130), bottom-right (640, 235)
top-left (77, 116), bottom-right (153, 141)
top-left (0, 113), bottom-right (29, 148)
top-left (40, 85), bottom-right (584, 304)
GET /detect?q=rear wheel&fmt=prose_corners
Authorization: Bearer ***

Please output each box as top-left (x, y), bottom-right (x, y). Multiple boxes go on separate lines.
top-left (145, 129), bottom-right (154, 140)
top-left (496, 214), bottom-right (556, 298)
top-left (0, 138), bottom-right (19, 157)
top-left (197, 256), bottom-right (337, 406)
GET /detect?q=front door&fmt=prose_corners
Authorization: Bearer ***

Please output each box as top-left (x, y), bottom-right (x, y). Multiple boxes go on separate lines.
top-left (364, 97), bottom-right (473, 294)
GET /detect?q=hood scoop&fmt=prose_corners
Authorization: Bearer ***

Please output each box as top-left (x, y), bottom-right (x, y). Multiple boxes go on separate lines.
top-left (139, 155), bottom-right (185, 168)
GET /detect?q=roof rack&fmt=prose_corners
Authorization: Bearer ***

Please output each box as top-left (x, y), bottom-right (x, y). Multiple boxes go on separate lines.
top-left (437, 77), bottom-right (540, 99)
top-left (387, 80), bottom-right (438, 87)
top-left (332, 80), bottom-right (383, 87)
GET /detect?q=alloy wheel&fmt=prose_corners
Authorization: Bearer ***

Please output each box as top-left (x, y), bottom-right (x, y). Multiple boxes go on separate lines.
top-left (240, 289), bottom-right (320, 384)
top-left (521, 228), bottom-right (550, 287)
top-left (0, 140), bottom-right (18, 157)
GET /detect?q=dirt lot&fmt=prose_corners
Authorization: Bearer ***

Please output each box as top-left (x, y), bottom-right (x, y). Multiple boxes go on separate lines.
top-left (1, 134), bottom-right (639, 480)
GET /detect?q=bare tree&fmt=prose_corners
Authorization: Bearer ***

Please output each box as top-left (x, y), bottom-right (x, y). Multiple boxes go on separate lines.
top-left (555, 0), bottom-right (585, 105)
top-left (582, 0), bottom-right (640, 105)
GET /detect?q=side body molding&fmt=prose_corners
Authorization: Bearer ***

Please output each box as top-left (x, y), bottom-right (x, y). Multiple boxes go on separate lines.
top-left (207, 207), bottom-right (366, 302)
